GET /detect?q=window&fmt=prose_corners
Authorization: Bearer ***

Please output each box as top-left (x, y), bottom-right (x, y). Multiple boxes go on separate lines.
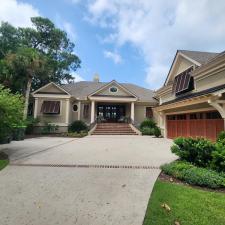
top-left (83, 104), bottom-right (89, 118)
top-left (177, 114), bottom-right (186, 120)
top-left (109, 86), bottom-right (118, 93)
top-left (190, 113), bottom-right (203, 120)
top-left (73, 104), bottom-right (78, 112)
top-left (41, 101), bottom-right (60, 114)
top-left (172, 67), bottom-right (194, 95)
top-left (167, 115), bottom-right (176, 120)
top-left (146, 107), bottom-right (153, 118)
top-left (206, 111), bottom-right (221, 119)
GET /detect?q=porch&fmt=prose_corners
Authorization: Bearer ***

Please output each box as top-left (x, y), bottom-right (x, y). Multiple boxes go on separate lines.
top-left (90, 101), bottom-right (135, 124)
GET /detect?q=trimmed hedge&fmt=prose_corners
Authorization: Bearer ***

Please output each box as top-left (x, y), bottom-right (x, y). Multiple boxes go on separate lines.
top-left (141, 127), bottom-right (155, 135)
top-left (140, 119), bottom-right (156, 130)
top-left (171, 137), bottom-right (216, 168)
top-left (69, 120), bottom-right (88, 133)
top-left (161, 161), bottom-right (225, 189)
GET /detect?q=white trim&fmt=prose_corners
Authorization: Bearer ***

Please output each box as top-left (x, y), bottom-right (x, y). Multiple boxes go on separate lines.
top-left (72, 104), bottom-right (78, 112)
top-left (88, 80), bottom-right (138, 99)
top-left (34, 98), bottom-right (38, 119)
top-left (33, 94), bottom-right (71, 99)
top-left (109, 86), bottom-right (118, 93)
top-left (89, 96), bottom-right (137, 102)
top-left (165, 52), bottom-right (201, 86)
top-left (32, 82), bottom-right (71, 96)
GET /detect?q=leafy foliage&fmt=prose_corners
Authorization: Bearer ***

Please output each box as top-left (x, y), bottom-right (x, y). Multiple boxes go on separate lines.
top-left (140, 118), bottom-right (156, 129)
top-left (0, 17), bottom-right (81, 93)
top-left (171, 137), bottom-right (216, 167)
top-left (141, 127), bottom-right (155, 136)
top-left (0, 85), bottom-right (24, 143)
top-left (41, 122), bottom-right (59, 134)
top-left (25, 117), bottom-right (40, 134)
top-left (69, 120), bottom-right (88, 133)
top-left (217, 131), bottom-right (225, 142)
top-left (154, 126), bottom-right (161, 137)
top-left (212, 138), bottom-right (225, 172)
top-left (161, 161), bottom-right (225, 189)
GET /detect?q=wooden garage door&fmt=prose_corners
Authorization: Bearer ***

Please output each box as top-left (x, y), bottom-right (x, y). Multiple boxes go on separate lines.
top-left (167, 111), bottom-right (224, 141)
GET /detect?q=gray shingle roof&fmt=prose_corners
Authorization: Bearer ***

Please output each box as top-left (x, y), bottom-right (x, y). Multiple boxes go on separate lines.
top-left (61, 81), bottom-right (157, 103)
top-left (179, 50), bottom-right (219, 65)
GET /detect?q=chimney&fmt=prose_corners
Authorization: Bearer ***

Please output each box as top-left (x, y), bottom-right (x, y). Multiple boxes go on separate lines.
top-left (93, 73), bottom-right (100, 82)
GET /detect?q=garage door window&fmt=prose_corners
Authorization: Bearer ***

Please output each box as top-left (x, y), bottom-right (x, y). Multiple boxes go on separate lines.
top-left (190, 113), bottom-right (203, 120)
top-left (177, 114), bottom-right (186, 120)
top-left (206, 111), bottom-right (221, 119)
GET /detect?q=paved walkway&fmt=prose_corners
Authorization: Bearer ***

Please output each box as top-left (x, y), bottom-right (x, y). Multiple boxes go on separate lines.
top-left (0, 136), bottom-right (176, 225)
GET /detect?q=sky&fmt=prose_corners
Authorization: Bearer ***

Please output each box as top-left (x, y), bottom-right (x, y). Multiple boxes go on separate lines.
top-left (0, 0), bottom-right (225, 90)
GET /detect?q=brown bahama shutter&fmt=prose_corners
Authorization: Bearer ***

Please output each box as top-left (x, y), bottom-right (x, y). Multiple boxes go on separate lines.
top-left (41, 101), bottom-right (60, 114)
top-left (172, 67), bottom-right (194, 95)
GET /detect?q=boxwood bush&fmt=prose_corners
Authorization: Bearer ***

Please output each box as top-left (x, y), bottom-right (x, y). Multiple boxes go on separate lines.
top-left (69, 120), bottom-right (88, 133)
top-left (212, 138), bottom-right (225, 172)
top-left (171, 137), bottom-right (216, 168)
top-left (140, 119), bottom-right (156, 129)
top-left (141, 127), bottom-right (155, 135)
top-left (161, 161), bottom-right (225, 189)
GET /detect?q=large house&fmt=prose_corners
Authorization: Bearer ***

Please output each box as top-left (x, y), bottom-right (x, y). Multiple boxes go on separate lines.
top-left (155, 50), bottom-right (225, 141)
top-left (32, 78), bottom-right (158, 134)
top-left (32, 49), bottom-right (225, 140)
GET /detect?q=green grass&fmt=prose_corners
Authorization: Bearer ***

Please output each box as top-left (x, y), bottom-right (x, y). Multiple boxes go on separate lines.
top-left (0, 159), bottom-right (9, 171)
top-left (143, 180), bottom-right (225, 225)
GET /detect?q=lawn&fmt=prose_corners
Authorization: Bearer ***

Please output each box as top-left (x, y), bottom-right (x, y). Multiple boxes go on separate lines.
top-left (143, 180), bottom-right (225, 225)
top-left (0, 159), bottom-right (9, 171)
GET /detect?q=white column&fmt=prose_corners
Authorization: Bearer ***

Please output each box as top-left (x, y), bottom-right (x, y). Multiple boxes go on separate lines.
top-left (65, 99), bottom-right (70, 124)
top-left (34, 97), bottom-right (38, 119)
top-left (78, 101), bottom-right (81, 120)
top-left (159, 112), bottom-right (166, 137)
top-left (131, 102), bottom-right (135, 122)
top-left (91, 101), bottom-right (95, 123)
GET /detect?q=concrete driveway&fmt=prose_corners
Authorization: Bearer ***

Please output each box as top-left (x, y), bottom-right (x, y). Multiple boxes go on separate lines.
top-left (0, 136), bottom-right (176, 225)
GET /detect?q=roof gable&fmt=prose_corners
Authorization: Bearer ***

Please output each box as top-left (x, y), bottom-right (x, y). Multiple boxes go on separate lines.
top-left (88, 80), bottom-right (138, 99)
top-left (32, 82), bottom-right (70, 95)
top-left (164, 50), bottom-right (219, 86)
top-left (164, 51), bottom-right (199, 86)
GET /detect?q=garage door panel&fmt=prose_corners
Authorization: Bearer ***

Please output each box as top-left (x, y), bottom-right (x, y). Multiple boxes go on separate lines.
top-left (189, 120), bottom-right (205, 138)
top-left (167, 112), bottom-right (224, 141)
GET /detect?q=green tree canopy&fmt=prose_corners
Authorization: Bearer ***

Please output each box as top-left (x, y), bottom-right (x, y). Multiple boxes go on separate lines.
top-left (0, 17), bottom-right (81, 93)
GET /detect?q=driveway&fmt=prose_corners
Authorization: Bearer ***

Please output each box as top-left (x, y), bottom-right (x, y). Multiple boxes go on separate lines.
top-left (0, 136), bottom-right (176, 225)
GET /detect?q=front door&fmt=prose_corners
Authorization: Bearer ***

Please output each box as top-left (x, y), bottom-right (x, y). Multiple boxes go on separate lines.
top-left (97, 105), bottom-right (125, 122)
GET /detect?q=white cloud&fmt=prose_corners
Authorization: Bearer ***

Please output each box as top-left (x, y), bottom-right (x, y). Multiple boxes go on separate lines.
top-left (71, 72), bottom-right (85, 82)
top-left (103, 50), bottom-right (122, 64)
top-left (87, 0), bottom-right (225, 89)
top-left (62, 21), bottom-right (77, 40)
top-left (0, 0), bottom-right (40, 27)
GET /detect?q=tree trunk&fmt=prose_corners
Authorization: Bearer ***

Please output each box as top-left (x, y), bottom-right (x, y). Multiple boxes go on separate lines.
top-left (23, 77), bottom-right (32, 120)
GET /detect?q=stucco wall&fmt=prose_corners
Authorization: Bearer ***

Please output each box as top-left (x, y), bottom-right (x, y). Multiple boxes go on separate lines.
top-left (134, 104), bottom-right (156, 125)
top-left (36, 97), bottom-right (68, 125)
top-left (195, 70), bottom-right (225, 91)
top-left (96, 84), bottom-right (131, 97)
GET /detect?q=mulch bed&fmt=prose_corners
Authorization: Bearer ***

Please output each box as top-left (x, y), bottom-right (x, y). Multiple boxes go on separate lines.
top-left (0, 152), bottom-right (8, 160)
top-left (159, 171), bottom-right (225, 194)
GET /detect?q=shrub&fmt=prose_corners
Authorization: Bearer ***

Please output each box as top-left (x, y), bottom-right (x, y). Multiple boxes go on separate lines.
top-left (217, 131), bottom-right (225, 142)
top-left (140, 119), bottom-right (156, 129)
top-left (25, 117), bottom-right (40, 134)
top-left (171, 137), bottom-right (216, 168)
top-left (154, 126), bottom-right (161, 137)
top-left (0, 85), bottom-right (24, 144)
top-left (141, 127), bottom-right (155, 136)
top-left (41, 122), bottom-right (59, 134)
top-left (211, 139), bottom-right (225, 172)
top-left (69, 120), bottom-right (88, 133)
top-left (161, 161), bottom-right (225, 189)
